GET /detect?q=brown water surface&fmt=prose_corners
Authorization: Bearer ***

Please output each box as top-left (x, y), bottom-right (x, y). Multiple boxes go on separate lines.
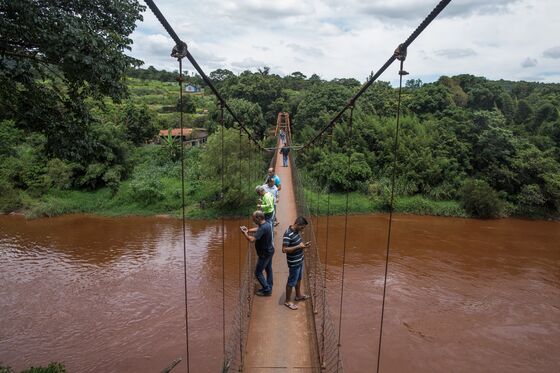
top-left (1, 214), bottom-right (559, 372)
top-left (0, 214), bottom-right (247, 372)
top-left (312, 214), bottom-right (560, 373)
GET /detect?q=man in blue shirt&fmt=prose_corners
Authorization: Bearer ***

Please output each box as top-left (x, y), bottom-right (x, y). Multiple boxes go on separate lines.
top-left (267, 168), bottom-right (281, 195)
top-left (240, 210), bottom-right (274, 296)
top-left (266, 168), bottom-right (281, 226)
top-left (282, 216), bottom-right (310, 310)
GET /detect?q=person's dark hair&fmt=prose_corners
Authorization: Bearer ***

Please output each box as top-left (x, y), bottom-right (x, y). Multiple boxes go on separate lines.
top-left (266, 176), bottom-right (275, 184)
top-left (295, 216), bottom-right (308, 226)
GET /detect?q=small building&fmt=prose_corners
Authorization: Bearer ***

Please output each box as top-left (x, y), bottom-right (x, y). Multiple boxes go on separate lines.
top-left (184, 84), bottom-right (202, 93)
top-left (158, 128), bottom-right (208, 147)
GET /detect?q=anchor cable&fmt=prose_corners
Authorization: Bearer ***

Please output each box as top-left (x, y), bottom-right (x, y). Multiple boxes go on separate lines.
top-left (178, 58), bottom-right (191, 373)
top-left (376, 54), bottom-right (407, 373)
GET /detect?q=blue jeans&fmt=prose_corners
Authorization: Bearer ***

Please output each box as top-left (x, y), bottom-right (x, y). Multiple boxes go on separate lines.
top-left (264, 211), bottom-right (274, 225)
top-left (282, 154), bottom-right (288, 167)
top-left (255, 251), bottom-right (274, 293)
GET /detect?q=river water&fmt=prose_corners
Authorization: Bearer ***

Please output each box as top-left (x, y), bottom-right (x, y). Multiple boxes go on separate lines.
top-left (0, 214), bottom-right (558, 372)
top-left (313, 214), bottom-right (560, 373)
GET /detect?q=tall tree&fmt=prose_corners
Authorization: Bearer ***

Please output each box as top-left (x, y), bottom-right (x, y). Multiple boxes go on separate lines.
top-left (0, 0), bottom-right (144, 161)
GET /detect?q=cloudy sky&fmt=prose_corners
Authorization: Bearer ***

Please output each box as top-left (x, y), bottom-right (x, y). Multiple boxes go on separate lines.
top-left (130, 0), bottom-right (560, 84)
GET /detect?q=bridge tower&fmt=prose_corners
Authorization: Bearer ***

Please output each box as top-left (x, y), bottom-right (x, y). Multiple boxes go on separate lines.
top-left (275, 112), bottom-right (291, 142)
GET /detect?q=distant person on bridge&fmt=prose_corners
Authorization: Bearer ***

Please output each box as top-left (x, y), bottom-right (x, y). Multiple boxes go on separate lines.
top-left (240, 211), bottom-right (274, 296)
top-left (282, 216), bottom-right (310, 310)
top-left (279, 129), bottom-right (286, 145)
top-left (280, 145), bottom-right (290, 167)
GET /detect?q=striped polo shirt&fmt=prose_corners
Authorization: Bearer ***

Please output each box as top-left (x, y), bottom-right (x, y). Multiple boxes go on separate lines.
top-left (283, 226), bottom-right (304, 268)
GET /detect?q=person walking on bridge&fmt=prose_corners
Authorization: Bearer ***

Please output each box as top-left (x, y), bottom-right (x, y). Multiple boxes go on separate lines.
top-left (262, 177), bottom-right (279, 227)
top-left (282, 216), bottom-right (310, 310)
top-left (266, 168), bottom-right (281, 223)
top-left (267, 167), bottom-right (281, 194)
top-left (280, 144), bottom-right (290, 167)
top-left (279, 128), bottom-right (286, 145)
top-left (256, 185), bottom-right (275, 227)
top-left (240, 211), bottom-right (274, 296)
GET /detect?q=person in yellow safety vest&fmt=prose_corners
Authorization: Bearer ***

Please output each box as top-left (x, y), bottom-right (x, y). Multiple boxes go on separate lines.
top-left (256, 185), bottom-right (275, 227)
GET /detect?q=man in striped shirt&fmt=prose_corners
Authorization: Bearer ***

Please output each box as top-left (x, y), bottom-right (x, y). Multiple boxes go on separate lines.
top-left (282, 216), bottom-right (310, 310)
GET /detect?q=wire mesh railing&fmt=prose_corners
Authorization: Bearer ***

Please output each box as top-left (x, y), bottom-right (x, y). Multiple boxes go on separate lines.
top-left (223, 237), bottom-right (256, 372)
top-left (222, 143), bottom-right (271, 372)
top-left (290, 151), bottom-right (344, 372)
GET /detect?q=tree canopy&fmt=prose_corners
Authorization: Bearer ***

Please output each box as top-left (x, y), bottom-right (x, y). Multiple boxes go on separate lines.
top-left (0, 0), bottom-right (146, 190)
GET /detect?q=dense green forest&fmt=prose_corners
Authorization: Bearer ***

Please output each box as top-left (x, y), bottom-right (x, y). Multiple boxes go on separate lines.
top-left (1, 0), bottom-right (559, 219)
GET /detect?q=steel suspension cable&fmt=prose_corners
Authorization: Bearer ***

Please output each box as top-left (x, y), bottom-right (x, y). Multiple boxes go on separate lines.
top-left (178, 58), bottom-right (191, 373)
top-left (337, 105), bottom-right (354, 371)
top-left (376, 57), bottom-right (407, 373)
top-left (313, 186), bottom-right (320, 302)
top-left (320, 127), bottom-right (334, 368)
top-left (237, 126), bottom-right (244, 368)
top-left (144, 0), bottom-right (265, 151)
top-left (299, 0), bottom-right (451, 152)
top-left (219, 103), bottom-right (227, 369)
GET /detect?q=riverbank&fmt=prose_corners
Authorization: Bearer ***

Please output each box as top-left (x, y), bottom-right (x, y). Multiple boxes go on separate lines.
top-left (9, 187), bottom-right (233, 220)
top-left (6, 181), bottom-right (558, 221)
top-left (5, 186), bottom-right (466, 220)
top-left (304, 189), bottom-right (467, 217)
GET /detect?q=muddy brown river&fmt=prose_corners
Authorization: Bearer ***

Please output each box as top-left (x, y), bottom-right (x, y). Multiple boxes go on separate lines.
top-left (1, 214), bottom-right (559, 372)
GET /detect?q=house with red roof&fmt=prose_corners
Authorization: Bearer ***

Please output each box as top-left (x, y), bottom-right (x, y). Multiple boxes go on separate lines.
top-left (158, 128), bottom-right (208, 147)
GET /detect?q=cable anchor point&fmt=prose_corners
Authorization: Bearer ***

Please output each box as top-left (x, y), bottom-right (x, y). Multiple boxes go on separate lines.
top-left (171, 40), bottom-right (188, 60)
top-left (394, 44), bottom-right (409, 75)
top-left (394, 43), bottom-right (407, 61)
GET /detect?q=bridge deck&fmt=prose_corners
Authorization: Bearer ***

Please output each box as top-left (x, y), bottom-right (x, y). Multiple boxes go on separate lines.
top-left (243, 142), bottom-right (320, 372)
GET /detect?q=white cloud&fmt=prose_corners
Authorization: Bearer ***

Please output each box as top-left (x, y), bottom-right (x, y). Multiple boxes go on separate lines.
top-left (286, 43), bottom-right (324, 57)
top-left (231, 57), bottom-right (270, 70)
top-left (129, 0), bottom-right (560, 83)
top-left (543, 46), bottom-right (560, 59)
top-left (521, 57), bottom-right (538, 68)
top-left (435, 48), bottom-right (477, 59)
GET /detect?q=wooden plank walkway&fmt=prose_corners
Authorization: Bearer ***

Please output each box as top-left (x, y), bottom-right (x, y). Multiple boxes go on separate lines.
top-left (243, 140), bottom-right (320, 372)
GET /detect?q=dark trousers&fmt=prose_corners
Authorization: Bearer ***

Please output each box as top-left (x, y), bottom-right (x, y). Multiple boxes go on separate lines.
top-left (255, 251), bottom-right (274, 293)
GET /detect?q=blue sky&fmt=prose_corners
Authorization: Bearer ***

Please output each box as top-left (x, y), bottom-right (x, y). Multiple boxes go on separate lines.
top-left (129, 0), bottom-right (560, 84)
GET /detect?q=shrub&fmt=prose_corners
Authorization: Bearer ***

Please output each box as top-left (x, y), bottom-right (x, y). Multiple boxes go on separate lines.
top-left (460, 179), bottom-right (504, 218)
top-left (315, 152), bottom-right (372, 192)
top-left (78, 163), bottom-right (106, 189)
top-left (0, 180), bottom-right (21, 213)
top-left (0, 362), bottom-right (66, 373)
top-left (102, 166), bottom-right (124, 194)
top-left (176, 96), bottom-right (196, 113)
top-left (45, 158), bottom-right (75, 190)
top-left (129, 177), bottom-right (165, 205)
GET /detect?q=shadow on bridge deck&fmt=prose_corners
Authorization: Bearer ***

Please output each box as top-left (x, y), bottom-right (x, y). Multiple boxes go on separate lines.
top-left (243, 140), bottom-right (321, 372)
